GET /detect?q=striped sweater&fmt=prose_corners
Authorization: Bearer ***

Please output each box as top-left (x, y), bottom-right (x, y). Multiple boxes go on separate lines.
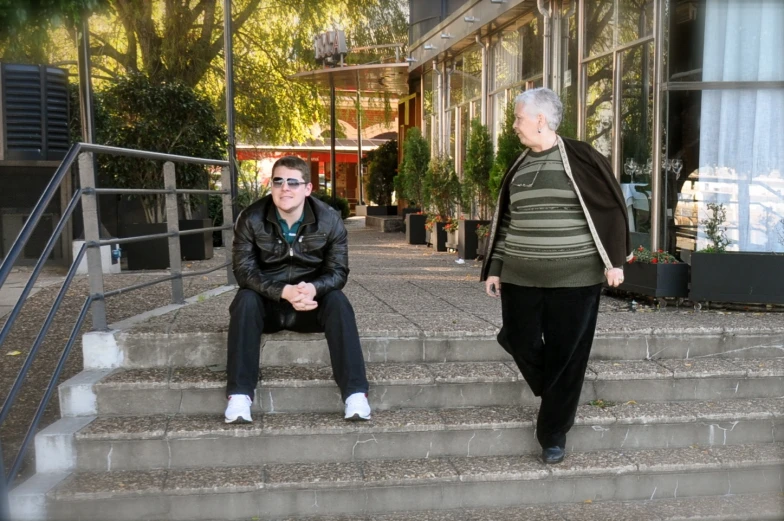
top-left (487, 145), bottom-right (604, 288)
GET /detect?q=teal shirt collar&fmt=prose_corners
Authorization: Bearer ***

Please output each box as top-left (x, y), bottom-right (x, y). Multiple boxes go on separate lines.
top-left (275, 209), bottom-right (304, 244)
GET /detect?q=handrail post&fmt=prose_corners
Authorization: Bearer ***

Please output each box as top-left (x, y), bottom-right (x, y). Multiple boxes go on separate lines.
top-left (0, 439), bottom-right (11, 521)
top-left (163, 162), bottom-right (185, 304)
top-left (78, 152), bottom-right (107, 330)
top-left (221, 166), bottom-right (236, 285)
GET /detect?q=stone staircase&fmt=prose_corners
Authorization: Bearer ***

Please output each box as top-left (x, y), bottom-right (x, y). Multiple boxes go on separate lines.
top-left (10, 312), bottom-right (784, 520)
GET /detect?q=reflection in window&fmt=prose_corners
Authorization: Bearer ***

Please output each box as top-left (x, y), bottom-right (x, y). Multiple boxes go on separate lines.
top-left (585, 55), bottom-right (614, 159)
top-left (559, 1), bottom-right (579, 138)
top-left (619, 43), bottom-right (655, 235)
top-left (522, 15), bottom-right (544, 80)
top-left (492, 29), bottom-right (522, 91)
top-left (618, 0), bottom-right (653, 44)
top-left (666, 89), bottom-right (784, 254)
top-left (585, 0), bottom-right (614, 57)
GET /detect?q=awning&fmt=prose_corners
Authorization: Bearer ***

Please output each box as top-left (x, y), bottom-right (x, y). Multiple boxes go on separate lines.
top-left (290, 62), bottom-right (410, 95)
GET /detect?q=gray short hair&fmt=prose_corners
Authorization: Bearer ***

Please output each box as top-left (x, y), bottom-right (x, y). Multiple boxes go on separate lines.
top-left (514, 88), bottom-right (563, 131)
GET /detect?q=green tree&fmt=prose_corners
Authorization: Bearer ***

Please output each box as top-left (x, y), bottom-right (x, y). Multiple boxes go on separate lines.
top-left (489, 101), bottom-right (524, 202)
top-left (462, 118), bottom-right (494, 219)
top-left (366, 139), bottom-right (398, 206)
top-left (97, 73), bottom-right (227, 223)
top-left (1, 0), bottom-right (409, 144)
top-left (424, 155), bottom-right (460, 219)
top-left (396, 127), bottom-right (429, 210)
top-left (0, 0), bottom-right (108, 61)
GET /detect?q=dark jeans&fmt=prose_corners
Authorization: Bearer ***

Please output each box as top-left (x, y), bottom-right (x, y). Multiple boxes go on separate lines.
top-left (226, 288), bottom-right (369, 402)
top-left (498, 283), bottom-right (603, 450)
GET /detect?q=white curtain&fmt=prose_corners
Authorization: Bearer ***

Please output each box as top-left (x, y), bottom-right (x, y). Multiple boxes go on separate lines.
top-left (698, 0), bottom-right (784, 252)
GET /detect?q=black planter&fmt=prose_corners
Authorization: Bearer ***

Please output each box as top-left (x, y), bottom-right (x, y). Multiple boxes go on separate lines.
top-left (690, 252), bottom-right (784, 304)
top-left (406, 213), bottom-right (428, 245)
top-left (458, 219), bottom-right (491, 260)
top-left (429, 222), bottom-right (448, 252)
top-left (366, 205), bottom-right (398, 216)
top-left (619, 262), bottom-right (690, 298)
top-left (477, 236), bottom-right (488, 259)
top-left (122, 218), bottom-right (214, 270)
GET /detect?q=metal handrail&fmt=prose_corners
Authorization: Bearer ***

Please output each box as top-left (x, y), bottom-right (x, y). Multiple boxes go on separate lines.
top-left (0, 142), bottom-right (235, 516)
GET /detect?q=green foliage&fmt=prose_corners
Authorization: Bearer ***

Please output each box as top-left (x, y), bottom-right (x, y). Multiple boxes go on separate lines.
top-left (699, 202), bottom-right (731, 253)
top-left (97, 73), bottom-right (227, 223)
top-left (396, 127), bottom-right (430, 209)
top-left (629, 246), bottom-right (680, 264)
top-left (365, 139), bottom-right (398, 206)
top-left (462, 118), bottom-right (495, 219)
top-left (310, 191), bottom-right (350, 220)
top-left (208, 160), bottom-right (268, 245)
top-left (424, 155), bottom-right (460, 219)
top-left (489, 101), bottom-right (524, 202)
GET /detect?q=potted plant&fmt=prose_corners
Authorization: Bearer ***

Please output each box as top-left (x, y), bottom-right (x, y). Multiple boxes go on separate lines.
top-left (620, 246), bottom-right (690, 302)
top-left (98, 74), bottom-right (226, 269)
top-left (444, 217), bottom-right (459, 250)
top-left (460, 118), bottom-right (494, 259)
top-left (397, 128), bottom-right (430, 244)
top-left (425, 214), bottom-right (447, 252)
top-left (475, 223), bottom-right (491, 259)
top-left (424, 155), bottom-right (460, 252)
top-left (690, 203), bottom-right (784, 305)
top-left (364, 140), bottom-right (399, 215)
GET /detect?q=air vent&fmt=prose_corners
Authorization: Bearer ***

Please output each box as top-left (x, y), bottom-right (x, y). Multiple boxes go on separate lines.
top-left (1, 63), bottom-right (70, 161)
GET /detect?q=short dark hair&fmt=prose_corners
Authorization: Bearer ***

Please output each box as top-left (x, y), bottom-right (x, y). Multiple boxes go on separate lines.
top-left (272, 156), bottom-right (310, 183)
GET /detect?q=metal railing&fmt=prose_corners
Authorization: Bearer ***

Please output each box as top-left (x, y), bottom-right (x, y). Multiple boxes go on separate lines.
top-left (0, 143), bottom-right (234, 519)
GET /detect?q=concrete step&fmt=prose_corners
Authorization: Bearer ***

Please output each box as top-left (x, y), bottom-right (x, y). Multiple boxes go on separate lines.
top-left (40, 444), bottom-right (784, 521)
top-left (65, 359), bottom-right (784, 416)
top-left (92, 328), bottom-right (784, 370)
top-left (43, 398), bottom-right (780, 472)
top-left (265, 493), bottom-right (784, 521)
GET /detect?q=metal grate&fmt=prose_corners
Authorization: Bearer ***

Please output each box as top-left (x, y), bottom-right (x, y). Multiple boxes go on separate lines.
top-left (45, 68), bottom-right (69, 158)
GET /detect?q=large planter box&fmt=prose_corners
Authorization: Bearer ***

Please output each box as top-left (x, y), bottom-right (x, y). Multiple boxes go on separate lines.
top-left (429, 222), bottom-right (448, 252)
top-left (619, 262), bottom-right (690, 298)
top-left (458, 219), bottom-right (491, 260)
top-left (122, 219), bottom-right (213, 270)
top-left (406, 213), bottom-right (428, 245)
top-left (365, 205), bottom-right (398, 216)
top-left (690, 251), bottom-right (784, 304)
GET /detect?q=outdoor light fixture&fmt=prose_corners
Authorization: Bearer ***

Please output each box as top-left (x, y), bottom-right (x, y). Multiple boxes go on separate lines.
top-left (424, 44), bottom-right (436, 50)
top-left (490, 0), bottom-right (507, 3)
top-left (464, 16), bottom-right (479, 23)
top-left (440, 33), bottom-right (454, 39)
top-left (405, 57), bottom-right (418, 63)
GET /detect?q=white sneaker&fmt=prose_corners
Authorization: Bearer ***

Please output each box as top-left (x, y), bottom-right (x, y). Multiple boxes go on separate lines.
top-left (344, 392), bottom-right (371, 421)
top-left (224, 394), bottom-right (253, 424)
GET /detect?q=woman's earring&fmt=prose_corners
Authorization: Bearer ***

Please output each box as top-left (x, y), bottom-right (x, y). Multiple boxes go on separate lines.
top-left (537, 127), bottom-right (542, 134)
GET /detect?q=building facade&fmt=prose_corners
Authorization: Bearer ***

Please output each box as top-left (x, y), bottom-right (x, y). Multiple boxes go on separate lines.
top-left (406, 0), bottom-right (784, 254)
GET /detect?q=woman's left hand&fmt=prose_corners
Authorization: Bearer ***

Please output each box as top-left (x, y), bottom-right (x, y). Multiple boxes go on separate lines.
top-left (605, 268), bottom-right (625, 287)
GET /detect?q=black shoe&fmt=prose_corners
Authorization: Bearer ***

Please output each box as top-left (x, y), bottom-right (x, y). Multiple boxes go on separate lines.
top-left (542, 446), bottom-right (565, 464)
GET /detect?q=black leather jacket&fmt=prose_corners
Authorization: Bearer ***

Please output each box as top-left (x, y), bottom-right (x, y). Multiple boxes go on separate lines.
top-left (232, 195), bottom-right (348, 301)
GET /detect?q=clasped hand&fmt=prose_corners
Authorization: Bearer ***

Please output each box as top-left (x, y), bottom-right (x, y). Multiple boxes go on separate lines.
top-left (282, 281), bottom-right (318, 311)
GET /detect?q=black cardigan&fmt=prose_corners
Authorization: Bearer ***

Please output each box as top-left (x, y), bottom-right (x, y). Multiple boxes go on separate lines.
top-left (480, 136), bottom-right (632, 281)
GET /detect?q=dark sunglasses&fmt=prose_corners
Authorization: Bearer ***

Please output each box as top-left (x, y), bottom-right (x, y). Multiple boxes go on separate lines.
top-left (272, 177), bottom-right (306, 188)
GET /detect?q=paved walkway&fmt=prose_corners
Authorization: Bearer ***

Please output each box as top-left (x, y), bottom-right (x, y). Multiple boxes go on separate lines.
top-left (120, 216), bottom-right (784, 337)
top-left (0, 266), bottom-right (67, 320)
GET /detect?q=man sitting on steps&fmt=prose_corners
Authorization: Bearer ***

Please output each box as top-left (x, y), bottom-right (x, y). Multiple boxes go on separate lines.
top-left (224, 155), bottom-right (371, 423)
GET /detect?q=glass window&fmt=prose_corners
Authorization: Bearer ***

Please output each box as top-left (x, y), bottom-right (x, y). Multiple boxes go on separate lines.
top-left (459, 105), bottom-right (470, 176)
top-left (521, 14), bottom-right (544, 80)
top-left (667, 0), bottom-right (784, 82)
top-left (584, 55), bottom-right (614, 158)
top-left (619, 43), bottom-right (655, 234)
top-left (492, 29), bottom-right (522, 91)
top-left (559, 1), bottom-right (579, 138)
top-left (618, 0), bottom-right (653, 44)
top-left (665, 88), bottom-right (784, 254)
top-left (585, 0), bottom-right (615, 57)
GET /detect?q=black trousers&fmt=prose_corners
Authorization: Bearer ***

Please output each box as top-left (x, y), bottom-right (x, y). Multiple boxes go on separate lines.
top-left (498, 283), bottom-right (603, 450)
top-left (226, 288), bottom-right (369, 402)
